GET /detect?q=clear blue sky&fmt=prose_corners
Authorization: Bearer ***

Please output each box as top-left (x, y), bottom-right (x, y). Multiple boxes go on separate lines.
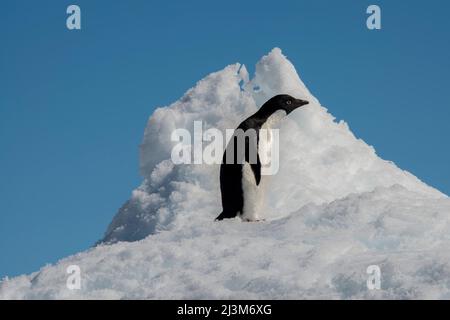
top-left (1, 0), bottom-right (449, 278)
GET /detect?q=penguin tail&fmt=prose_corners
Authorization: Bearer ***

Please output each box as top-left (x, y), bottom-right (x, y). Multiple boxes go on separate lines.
top-left (215, 212), bottom-right (225, 221)
top-left (215, 211), bottom-right (240, 221)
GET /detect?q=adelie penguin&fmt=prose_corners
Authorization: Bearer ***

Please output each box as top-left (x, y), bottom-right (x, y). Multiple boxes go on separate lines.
top-left (215, 94), bottom-right (309, 222)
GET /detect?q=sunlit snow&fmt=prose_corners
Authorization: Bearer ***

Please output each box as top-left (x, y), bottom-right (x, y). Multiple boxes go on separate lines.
top-left (1, 48), bottom-right (449, 299)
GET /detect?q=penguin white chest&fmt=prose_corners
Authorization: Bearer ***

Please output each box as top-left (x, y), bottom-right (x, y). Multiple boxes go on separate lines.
top-left (241, 110), bottom-right (286, 221)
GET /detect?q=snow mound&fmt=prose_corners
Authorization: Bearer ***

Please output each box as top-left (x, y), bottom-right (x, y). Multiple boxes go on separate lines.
top-left (2, 185), bottom-right (450, 299)
top-left (2, 48), bottom-right (449, 300)
top-left (101, 47), bottom-right (444, 244)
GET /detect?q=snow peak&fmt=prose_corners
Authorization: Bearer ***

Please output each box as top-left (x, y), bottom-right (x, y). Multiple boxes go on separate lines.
top-left (177, 304), bottom-right (211, 318)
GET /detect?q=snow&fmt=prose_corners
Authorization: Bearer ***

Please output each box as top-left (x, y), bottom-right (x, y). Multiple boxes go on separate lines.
top-left (1, 48), bottom-right (449, 299)
top-left (102, 47), bottom-right (443, 243)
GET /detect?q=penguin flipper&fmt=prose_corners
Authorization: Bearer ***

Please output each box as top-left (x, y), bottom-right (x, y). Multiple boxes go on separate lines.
top-left (250, 155), bottom-right (262, 186)
top-left (245, 134), bottom-right (261, 186)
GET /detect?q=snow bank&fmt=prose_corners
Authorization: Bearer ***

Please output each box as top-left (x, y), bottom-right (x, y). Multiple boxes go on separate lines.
top-left (2, 185), bottom-right (450, 299)
top-left (101, 47), bottom-right (444, 244)
top-left (1, 48), bottom-right (449, 299)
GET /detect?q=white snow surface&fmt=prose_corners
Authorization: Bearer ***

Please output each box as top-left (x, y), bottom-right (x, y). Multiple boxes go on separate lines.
top-left (1, 48), bottom-right (450, 299)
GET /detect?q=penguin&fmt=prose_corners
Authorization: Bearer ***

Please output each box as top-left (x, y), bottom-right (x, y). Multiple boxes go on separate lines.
top-left (215, 94), bottom-right (309, 221)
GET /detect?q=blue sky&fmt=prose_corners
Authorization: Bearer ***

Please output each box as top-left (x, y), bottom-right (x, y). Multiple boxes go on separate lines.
top-left (1, 0), bottom-right (449, 278)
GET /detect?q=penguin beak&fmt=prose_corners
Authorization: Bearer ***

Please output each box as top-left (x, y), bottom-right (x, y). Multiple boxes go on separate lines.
top-left (295, 99), bottom-right (309, 107)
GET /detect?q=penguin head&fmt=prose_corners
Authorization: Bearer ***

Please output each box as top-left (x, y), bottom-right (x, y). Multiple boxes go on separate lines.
top-left (260, 94), bottom-right (309, 116)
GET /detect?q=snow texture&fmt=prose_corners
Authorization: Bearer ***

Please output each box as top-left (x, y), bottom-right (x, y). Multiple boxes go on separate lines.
top-left (1, 48), bottom-right (449, 299)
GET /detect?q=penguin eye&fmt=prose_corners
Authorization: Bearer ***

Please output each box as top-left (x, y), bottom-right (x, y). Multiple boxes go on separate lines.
top-left (286, 100), bottom-right (292, 105)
